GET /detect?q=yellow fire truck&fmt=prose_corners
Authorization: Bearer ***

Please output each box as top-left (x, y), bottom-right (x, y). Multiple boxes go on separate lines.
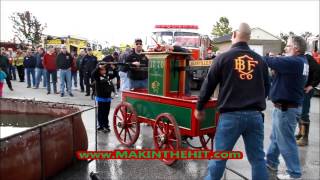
top-left (43, 35), bottom-right (104, 60)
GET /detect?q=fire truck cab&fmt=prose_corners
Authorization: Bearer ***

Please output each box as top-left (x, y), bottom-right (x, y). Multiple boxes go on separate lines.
top-left (146, 25), bottom-right (212, 89)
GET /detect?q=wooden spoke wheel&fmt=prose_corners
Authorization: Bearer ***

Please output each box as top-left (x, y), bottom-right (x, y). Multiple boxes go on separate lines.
top-left (153, 113), bottom-right (181, 165)
top-left (113, 102), bottom-right (140, 146)
top-left (199, 133), bottom-right (215, 150)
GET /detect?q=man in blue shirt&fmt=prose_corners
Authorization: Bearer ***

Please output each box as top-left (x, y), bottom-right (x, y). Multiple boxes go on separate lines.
top-left (265, 36), bottom-right (308, 180)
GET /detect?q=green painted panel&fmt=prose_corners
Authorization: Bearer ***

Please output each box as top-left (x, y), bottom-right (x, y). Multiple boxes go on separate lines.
top-left (126, 97), bottom-right (192, 129)
top-left (148, 58), bottom-right (165, 95)
top-left (200, 108), bottom-right (216, 129)
top-left (169, 59), bottom-right (179, 92)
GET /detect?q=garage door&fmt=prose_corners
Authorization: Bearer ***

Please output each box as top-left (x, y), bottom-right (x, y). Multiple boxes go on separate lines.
top-left (249, 45), bottom-right (263, 56)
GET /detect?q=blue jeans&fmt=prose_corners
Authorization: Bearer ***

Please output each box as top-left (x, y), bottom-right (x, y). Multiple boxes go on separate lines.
top-left (300, 89), bottom-right (314, 123)
top-left (59, 69), bottom-right (72, 94)
top-left (35, 68), bottom-right (47, 88)
top-left (119, 71), bottom-right (129, 92)
top-left (266, 107), bottom-right (302, 178)
top-left (129, 79), bottom-right (147, 89)
top-left (71, 71), bottom-right (77, 88)
top-left (9, 65), bottom-right (16, 80)
top-left (25, 68), bottom-right (35, 87)
top-left (205, 111), bottom-right (268, 180)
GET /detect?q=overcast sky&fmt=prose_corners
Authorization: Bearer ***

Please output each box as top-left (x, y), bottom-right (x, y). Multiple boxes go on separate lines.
top-left (1, 0), bottom-right (319, 46)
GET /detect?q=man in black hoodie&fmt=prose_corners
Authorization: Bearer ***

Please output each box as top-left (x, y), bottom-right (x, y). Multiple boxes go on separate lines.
top-left (56, 45), bottom-right (73, 97)
top-left (23, 49), bottom-right (37, 88)
top-left (125, 38), bottom-right (148, 89)
top-left (81, 48), bottom-right (97, 96)
top-left (77, 49), bottom-right (86, 92)
top-left (195, 23), bottom-right (269, 180)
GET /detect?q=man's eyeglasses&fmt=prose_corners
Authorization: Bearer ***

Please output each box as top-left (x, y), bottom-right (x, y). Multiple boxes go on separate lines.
top-left (136, 43), bottom-right (142, 45)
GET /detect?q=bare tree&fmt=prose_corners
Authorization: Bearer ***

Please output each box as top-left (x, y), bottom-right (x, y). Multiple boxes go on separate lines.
top-left (10, 11), bottom-right (46, 46)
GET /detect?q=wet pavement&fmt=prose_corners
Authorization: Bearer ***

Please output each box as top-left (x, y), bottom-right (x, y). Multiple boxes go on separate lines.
top-left (2, 80), bottom-right (320, 180)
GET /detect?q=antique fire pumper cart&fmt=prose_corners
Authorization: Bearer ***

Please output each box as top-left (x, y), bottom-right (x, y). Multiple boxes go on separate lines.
top-left (113, 52), bottom-right (218, 165)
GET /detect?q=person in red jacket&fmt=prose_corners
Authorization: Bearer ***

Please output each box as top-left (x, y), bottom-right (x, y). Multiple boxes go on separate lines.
top-left (71, 51), bottom-right (78, 89)
top-left (43, 46), bottom-right (58, 94)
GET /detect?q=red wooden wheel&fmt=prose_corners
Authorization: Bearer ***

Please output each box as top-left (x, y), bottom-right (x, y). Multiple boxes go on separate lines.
top-left (153, 113), bottom-right (181, 165)
top-left (113, 102), bottom-right (140, 146)
top-left (199, 133), bottom-right (215, 150)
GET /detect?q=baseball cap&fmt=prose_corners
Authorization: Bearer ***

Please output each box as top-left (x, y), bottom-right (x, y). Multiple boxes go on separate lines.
top-left (135, 38), bottom-right (142, 43)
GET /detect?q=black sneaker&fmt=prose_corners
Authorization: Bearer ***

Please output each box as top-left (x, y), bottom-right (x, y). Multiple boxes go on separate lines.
top-left (69, 93), bottom-right (74, 97)
top-left (103, 127), bottom-right (111, 133)
top-left (47, 92), bottom-right (51, 95)
top-left (85, 93), bottom-right (90, 96)
top-left (60, 93), bottom-right (64, 97)
top-left (266, 163), bottom-right (277, 172)
top-left (97, 127), bottom-right (104, 132)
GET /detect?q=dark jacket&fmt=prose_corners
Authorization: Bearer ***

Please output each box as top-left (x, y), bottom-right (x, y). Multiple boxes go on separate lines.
top-left (126, 49), bottom-right (148, 80)
top-left (103, 54), bottom-right (119, 75)
top-left (305, 54), bottom-right (320, 88)
top-left (81, 54), bottom-right (98, 73)
top-left (76, 55), bottom-right (84, 71)
top-left (92, 67), bottom-right (113, 98)
top-left (36, 52), bottom-right (45, 69)
top-left (56, 52), bottom-right (72, 69)
top-left (197, 42), bottom-right (270, 113)
top-left (102, 55), bottom-right (115, 63)
top-left (119, 49), bottom-right (132, 72)
top-left (265, 54), bottom-right (308, 106)
top-left (23, 55), bottom-right (37, 68)
top-left (0, 55), bottom-right (9, 71)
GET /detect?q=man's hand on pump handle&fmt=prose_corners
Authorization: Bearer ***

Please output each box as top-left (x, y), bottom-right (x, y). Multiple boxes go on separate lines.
top-left (194, 110), bottom-right (205, 121)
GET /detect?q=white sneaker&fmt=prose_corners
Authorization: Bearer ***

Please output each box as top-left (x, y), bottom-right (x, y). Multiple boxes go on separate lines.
top-left (277, 173), bottom-right (301, 180)
top-left (115, 94), bottom-right (119, 97)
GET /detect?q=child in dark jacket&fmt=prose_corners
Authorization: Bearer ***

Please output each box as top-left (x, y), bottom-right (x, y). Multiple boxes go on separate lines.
top-left (92, 62), bottom-right (114, 132)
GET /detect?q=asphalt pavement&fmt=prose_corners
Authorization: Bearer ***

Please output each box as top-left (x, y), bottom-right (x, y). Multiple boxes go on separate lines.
top-left (2, 80), bottom-right (319, 180)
